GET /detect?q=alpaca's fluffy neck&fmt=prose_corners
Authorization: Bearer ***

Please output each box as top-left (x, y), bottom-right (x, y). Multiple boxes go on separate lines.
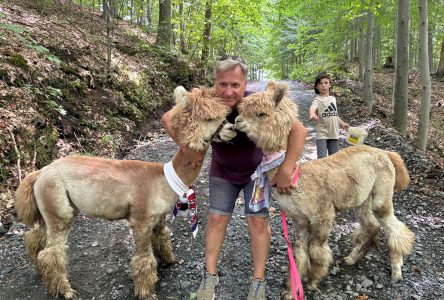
top-left (171, 147), bottom-right (206, 187)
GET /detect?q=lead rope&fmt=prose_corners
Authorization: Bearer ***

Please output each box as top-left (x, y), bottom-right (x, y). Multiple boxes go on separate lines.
top-left (281, 167), bottom-right (304, 300)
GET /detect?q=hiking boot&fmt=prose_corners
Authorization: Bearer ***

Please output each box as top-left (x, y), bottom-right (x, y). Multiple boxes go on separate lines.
top-left (196, 272), bottom-right (219, 300)
top-left (247, 278), bottom-right (267, 300)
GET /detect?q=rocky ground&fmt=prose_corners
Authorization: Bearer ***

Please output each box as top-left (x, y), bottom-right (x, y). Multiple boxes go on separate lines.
top-left (0, 80), bottom-right (443, 300)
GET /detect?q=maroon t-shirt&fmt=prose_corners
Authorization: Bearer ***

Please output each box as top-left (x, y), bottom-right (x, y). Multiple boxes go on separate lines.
top-left (209, 108), bottom-right (263, 184)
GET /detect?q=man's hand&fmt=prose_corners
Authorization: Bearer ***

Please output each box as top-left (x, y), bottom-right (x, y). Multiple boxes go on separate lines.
top-left (270, 164), bottom-right (294, 195)
top-left (218, 122), bottom-right (237, 141)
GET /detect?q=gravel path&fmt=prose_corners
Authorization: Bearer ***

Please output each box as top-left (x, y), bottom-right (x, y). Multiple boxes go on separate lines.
top-left (1, 80), bottom-right (443, 300)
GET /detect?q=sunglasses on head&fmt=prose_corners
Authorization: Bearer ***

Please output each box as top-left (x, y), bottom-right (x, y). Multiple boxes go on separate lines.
top-left (219, 55), bottom-right (246, 64)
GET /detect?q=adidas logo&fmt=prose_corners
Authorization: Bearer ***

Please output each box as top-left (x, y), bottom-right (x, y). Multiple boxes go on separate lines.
top-left (321, 102), bottom-right (338, 117)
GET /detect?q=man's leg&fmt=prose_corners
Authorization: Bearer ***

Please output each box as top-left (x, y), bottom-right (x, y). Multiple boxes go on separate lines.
top-left (247, 216), bottom-right (271, 279)
top-left (205, 213), bottom-right (230, 274)
top-left (196, 176), bottom-right (240, 300)
top-left (243, 180), bottom-right (271, 279)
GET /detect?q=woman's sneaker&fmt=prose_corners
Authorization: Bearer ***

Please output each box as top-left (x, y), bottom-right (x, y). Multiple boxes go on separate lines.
top-left (196, 272), bottom-right (219, 300)
top-left (247, 278), bottom-right (266, 300)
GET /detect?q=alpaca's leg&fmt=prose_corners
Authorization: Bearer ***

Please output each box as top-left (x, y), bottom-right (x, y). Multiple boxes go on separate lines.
top-left (283, 216), bottom-right (310, 300)
top-left (372, 193), bottom-right (415, 281)
top-left (33, 182), bottom-right (76, 299)
top-left (345, 197), bottom-right (381, 265)
top-left (37, 222), bottom-right (75, 299)
top-left (24, 224), bottom-right (47, 265)
top-left (130, 218), bottom-right (158, 300)
top-left (306, 214), bottom-right (334, 290)
top-left (151, 215), bottom-right (175, 264)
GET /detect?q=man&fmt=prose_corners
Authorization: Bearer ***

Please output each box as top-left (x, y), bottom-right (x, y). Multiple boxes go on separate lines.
top-left (161, 56), bottom-right (307, 300)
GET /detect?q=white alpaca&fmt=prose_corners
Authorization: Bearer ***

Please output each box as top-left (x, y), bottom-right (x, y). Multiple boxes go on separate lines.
top-left (15, 86), bottom-right (233, 300)
top-left (232, 82), bottom-right (415, 298)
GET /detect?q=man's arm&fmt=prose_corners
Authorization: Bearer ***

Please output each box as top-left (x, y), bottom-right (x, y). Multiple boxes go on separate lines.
top-left (161, 109), bottom-right (181, 144)
top-left (270, 120), bottom-right (307, 194)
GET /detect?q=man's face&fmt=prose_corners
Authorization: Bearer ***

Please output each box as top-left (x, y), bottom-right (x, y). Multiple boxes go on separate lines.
top-left (214, 65), bottom-right (247, 108)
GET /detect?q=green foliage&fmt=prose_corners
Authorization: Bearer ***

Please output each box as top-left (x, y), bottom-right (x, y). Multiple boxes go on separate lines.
top-left (23, 84), bottom-right (67, 116)
top-left (0, 23), bottom-right (28, 34)
top-left (0, 23), bottom-right (62, 64)
top-left (7, 52), bottom-right (28, 69)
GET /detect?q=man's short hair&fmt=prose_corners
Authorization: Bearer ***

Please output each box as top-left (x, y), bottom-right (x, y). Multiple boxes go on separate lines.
top-left (214, 55), bottom-right (248, 80)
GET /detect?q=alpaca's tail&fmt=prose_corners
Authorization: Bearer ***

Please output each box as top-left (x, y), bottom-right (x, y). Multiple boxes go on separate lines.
top-left (15, 170), bottom-right (43, 226)
top-left (386, 151), bottom-right (410, 192)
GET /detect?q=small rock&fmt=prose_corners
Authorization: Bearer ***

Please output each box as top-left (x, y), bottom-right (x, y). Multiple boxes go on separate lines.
top-left (361, 278), bottom-right (373, 288)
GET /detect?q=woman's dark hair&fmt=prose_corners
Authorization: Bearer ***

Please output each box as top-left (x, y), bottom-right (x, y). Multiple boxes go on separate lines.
top-left (314, 73), bottom-right (331, 94)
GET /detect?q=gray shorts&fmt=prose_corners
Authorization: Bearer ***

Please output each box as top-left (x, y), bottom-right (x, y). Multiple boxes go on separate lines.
top-left (209, 176), bottom-right (269, 217)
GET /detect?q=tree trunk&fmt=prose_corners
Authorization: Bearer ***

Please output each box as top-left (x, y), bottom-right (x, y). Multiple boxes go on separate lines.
top-left (105, 0), bottom-right (114, 77)
top-left (358, 14), bottom-right (365, 81)
top-left (428, 28), bottom-right (433, 72)
top-left (391, 7), bottom-right (398, 105)
top-left (179, 0), bottom-right (187, 54)
top-left (350, 20), bottom-right (356, 61)
top-left (394, 0), bottom-right (410, 134)
top-left (156, 0), bottom-right (172, 47)
top-left (436, 37), bottom-right (444, 75)
top-left (416, 0), bottom-right (431, 150)
top-left (200, 0), bottom-right (212, 62)
top-left (130, 0), bottom-right (133, 23)
top-left (146, 0), bottom-right (153, 31)
top-left (363, 6), bottom-right (374, 112)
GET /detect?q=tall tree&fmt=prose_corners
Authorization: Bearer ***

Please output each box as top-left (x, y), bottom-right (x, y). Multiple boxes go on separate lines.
top-left (363, 5), bottom-right (374, 112)
top-left (201, 0), bottom-right (212, 62)
top-left (156, 0), bottom-right (172, 47)
top-left (416, 0), bottom-right (431, 150)
top-left (437, 37), bottom-right (444, 76)
top-left (358, 14), bottom-right (366, 81)
top-left (393, 0), bottom-right (410, 134)
top-left (179, 0), bottom-right (187, 53)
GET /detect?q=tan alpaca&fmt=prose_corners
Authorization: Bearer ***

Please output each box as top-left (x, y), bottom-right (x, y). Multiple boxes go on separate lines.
top-left (232, 82), bottom-right (415, 298)
top-left (14, 86), bottom-right (232, 300)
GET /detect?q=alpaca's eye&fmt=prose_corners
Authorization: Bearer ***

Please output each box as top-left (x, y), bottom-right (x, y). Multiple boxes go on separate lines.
top-left (257, 112), bottom-right (268, 117)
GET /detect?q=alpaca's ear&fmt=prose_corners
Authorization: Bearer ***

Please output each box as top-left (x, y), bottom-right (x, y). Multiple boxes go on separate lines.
top-left (174, 86), bottom-right (189, 106)
top-left (266, 81), bottom-right (276, 91)
top-left (273, 83), bottom-right (288, 107)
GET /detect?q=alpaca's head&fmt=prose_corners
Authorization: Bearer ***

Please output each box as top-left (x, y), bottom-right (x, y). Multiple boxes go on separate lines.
top-left (235, 81), bottom-right (299, 153)
top-left (170, 86), bottom-right (231, 151)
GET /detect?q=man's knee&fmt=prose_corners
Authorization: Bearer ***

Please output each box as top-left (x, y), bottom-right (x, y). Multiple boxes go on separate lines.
top-left (208, 213), bottom-right (231, 229)
top-left (247, 217), bottom-right (270, 233)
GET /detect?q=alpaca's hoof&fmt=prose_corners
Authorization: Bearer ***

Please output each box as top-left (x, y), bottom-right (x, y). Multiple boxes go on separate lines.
top-left (344, 255), bottom-right (358, 265)
top-left (63, 288), bottom-right (77, 299)
top-left (281, 290), bottom-right (294, 300)
top-left (391, 272), bottom-right (403, 283)
top-left (161, 254), bottom-right (175, 265)
top-left (306, 282), bottom-right (320, 292)
top-left (140, 294), bottom-right (157, 300)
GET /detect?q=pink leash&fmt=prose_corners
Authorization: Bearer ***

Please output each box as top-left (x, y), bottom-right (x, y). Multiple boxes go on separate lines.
top-left (280, 168), bottom-right (304, 300)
